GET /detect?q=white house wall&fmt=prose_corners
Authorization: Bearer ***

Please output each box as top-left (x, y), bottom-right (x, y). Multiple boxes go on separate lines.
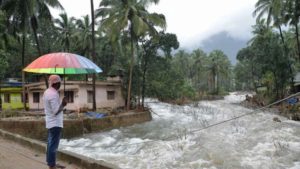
top-left (75, 84), bottom-right (125, 110)
top-left (28, 90), bottom-right (44, 110)
top-left (27, 82), bottom-right (125, 111)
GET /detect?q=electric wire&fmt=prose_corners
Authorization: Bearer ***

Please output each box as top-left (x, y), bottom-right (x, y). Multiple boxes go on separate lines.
top-left (98, 92), bottom-right (300, 148)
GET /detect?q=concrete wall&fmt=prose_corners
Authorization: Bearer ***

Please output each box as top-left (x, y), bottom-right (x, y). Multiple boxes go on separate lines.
top-left (0, 111), bottom-right (152, 141)
top-left (1, 92), bottom-right (25, 110)
top-left (76, 84), bottom-right (125, 110)
top-left (28, 91), bottom-right (44, 110)
top-left (0, 129), bottom-right (117, 169)
top-left (0, 87), bottom-right (27, 110)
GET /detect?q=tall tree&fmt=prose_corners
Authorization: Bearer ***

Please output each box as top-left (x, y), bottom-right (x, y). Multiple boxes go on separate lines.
top-left (2, 0), bottom-right (63, 62)
top-left (97, 0), bottom-right (166, 110)
top-left (0, 10), bottom-right (12, 50)
top-left (191, 49), bottom-right (208, 92)
top-left (74, 15), bottom-right (92, 56)
top-left (1, 0), bottom-right (62, 109)
top-left (207, 50), bottom-right (231, 94)
top-left (236, 47), bottom-right (259, 91)
top-left (249, 23), bottom-right (292, 99)
top-left (253, 0), bottom-right (286, 48)
top-left (285, 0), bottom-right (300, 60)
top-left (90, 0), bottom-right (97, 110)
top-left (55, 13), bottom-right (75, 52)
top-left (140, 32), bottom-right (179, 108)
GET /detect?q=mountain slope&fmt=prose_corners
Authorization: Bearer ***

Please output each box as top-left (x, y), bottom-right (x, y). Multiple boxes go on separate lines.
top-left (200, 31), bottom-right (249, 65)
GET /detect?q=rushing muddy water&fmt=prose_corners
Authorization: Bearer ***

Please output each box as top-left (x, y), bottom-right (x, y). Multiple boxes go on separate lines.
top-left (60, 93), bottom-right (300, 169)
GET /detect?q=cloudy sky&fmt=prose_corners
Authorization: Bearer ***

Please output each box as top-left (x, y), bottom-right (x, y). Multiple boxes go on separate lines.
top-left (52, 0), bottom-right (257, 49)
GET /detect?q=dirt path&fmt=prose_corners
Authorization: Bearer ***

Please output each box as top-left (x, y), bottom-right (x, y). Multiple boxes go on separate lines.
top-left (0, 137), bottom-right (80, 169)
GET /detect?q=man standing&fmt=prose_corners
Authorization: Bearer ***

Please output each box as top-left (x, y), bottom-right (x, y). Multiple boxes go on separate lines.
top-left (43, 75), bottom-right (67, 169)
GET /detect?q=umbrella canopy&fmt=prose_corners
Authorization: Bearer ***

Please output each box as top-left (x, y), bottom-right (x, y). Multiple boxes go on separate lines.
top-left (23, 52), bottom-right (102, 74)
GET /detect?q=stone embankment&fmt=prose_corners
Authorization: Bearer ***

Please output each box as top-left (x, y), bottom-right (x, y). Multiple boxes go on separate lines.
top-left (0, 111), bottom-right (152, 141)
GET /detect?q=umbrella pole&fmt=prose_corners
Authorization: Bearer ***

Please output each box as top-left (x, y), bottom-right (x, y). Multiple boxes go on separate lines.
top-left (64, 68), bottom-right (66, 96)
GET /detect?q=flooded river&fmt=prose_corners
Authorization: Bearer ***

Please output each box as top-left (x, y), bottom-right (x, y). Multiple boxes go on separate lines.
top-left (60, 93), bottom-right (300, 169)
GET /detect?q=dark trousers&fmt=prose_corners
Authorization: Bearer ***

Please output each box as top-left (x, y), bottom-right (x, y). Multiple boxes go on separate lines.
top-left (46, 127), bottom-right (62, 167)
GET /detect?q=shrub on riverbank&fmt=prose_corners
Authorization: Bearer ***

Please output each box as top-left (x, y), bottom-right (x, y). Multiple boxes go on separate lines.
top-left (241, 94), bottom-right (300, 121)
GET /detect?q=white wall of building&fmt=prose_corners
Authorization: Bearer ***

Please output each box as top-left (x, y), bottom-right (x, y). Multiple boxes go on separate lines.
top-left (27, 81), bottom-right (125, 111)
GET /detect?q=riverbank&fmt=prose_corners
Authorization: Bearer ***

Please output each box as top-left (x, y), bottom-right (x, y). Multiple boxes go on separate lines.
top-left (0, 110), bottom-right (152, 141)
top-left (240, 94), bottom-right (300, 121)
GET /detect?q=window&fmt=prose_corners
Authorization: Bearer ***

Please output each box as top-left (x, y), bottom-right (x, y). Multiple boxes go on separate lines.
top-left (87, 91), bottom-right (93, 103)
top-left (4, 94), bottom-right (10, 103)
top-left (64, 91), bottom-right (74, 103)
top-left (33, 92), bottom-right (40, 103)
top-left (107, 91), bottom-right (115, 100)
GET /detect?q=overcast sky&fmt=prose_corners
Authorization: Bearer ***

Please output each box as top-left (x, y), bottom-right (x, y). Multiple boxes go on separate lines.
top-left (52, 0), bottom-right (257, 49)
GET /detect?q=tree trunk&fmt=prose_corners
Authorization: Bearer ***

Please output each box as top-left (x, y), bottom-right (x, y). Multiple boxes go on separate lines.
top-left (137, 75), bottom-right (141, 109)
top-left (91, 0), bottom-right (97, 111)
top-left (136, 44), bottom-right (141, 109)
top-left (212, 68), bottom-right (216, 94)
top-left (32, 26), bottom-right (41, 56)
top-left (278, 25), bottom-right (294, 93)
top-left (295, 24), bottom-right (300, 61)
top-left (110, 41), bottom-right (116, 66)
top-left (278, 26), bottom-right (285, 45)
top-left (31, 23), bottom-right (49, 88)
top-left (22, 33), bottom-right (25, 68)
top-left (22, 71), bottom-right (26, 110)
top-left (0, 80), bottom-right (2, 111)
top-left (127, 38), bottom-right (135, 110)
top-left (22, 32), bottom-right (27, 110)
top-left (273, 71), bottom-right (279, 99)
top-left (215, 73), bottom-right (218, 94)
top-left (141, 53), bottom-right (148, 109)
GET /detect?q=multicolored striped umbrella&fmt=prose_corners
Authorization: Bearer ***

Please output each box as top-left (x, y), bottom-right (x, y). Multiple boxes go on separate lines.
top-left (23, 52), bottom-right (102, 74)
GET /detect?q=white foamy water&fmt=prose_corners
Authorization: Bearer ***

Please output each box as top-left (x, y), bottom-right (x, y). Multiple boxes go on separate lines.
top-left (60, 92), bottom-right (300, 169)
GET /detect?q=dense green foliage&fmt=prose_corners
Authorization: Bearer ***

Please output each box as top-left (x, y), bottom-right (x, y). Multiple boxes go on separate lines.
top-left (236, 0), bottom-right (300, 101)
top-left (0, 0), bottom-right (234, 109)
top-left (1, 0), bottom-right (299, 109)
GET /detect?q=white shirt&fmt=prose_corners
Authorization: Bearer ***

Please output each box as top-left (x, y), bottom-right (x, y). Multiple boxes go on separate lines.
top-left (43, 87), bottom-right (63, 129)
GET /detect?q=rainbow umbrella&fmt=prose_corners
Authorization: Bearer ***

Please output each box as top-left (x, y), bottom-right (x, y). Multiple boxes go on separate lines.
top-left (23, 52), bottom-right (102, 74)
top-left (23, 52), bottom-right (102, 92)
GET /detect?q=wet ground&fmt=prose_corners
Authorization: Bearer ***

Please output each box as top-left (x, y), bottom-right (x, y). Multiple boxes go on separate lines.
top-left (0, 137), bottom-right (80, 169)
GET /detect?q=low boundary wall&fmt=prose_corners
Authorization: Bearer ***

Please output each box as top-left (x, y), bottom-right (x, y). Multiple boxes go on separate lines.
top-left (0, 111), bottom-right (152, 141)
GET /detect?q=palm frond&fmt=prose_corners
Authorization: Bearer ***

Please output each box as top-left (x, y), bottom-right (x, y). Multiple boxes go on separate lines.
top-left (45, 0), bottom-right (64, 10)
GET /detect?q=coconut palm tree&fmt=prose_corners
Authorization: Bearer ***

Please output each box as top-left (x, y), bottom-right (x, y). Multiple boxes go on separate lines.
top-left (285, 0), bottom-right (300, 61)
top-left (74, 15), bottom-right (92, 56)
top-left (253, 0), bottom-right (286, 47)
top-left (1, 0), bottom-right (34, 67)
top-left (55, 13), bottom-right (75, 52)
top-left (207, 50), bottom-right (231, 94)
top-left (253, 0), bottom-right (295, 91)
top-left (90, 0), bottom-right (97, 110)
top-left (191, 49), bottom-right (208, 92)
top-left (97, 0), bottom-right (166, 110)
top-left (1, 0), bottom-right (63, 64)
